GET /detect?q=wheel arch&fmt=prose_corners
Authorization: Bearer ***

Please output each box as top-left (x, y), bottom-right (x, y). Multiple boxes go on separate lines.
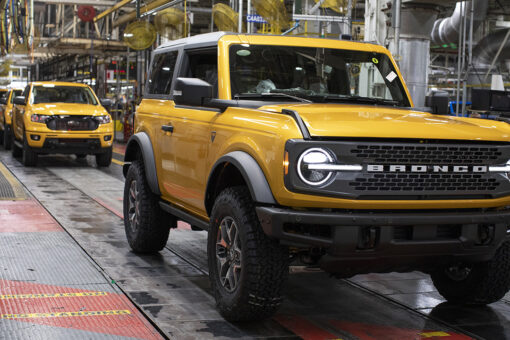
top-left (123, 132), bottom-right (161, 195)
top-left (205, 151), bottom-right (276, 216)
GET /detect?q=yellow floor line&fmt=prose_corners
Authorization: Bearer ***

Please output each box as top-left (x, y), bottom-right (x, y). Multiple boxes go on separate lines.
top-left (420, 331), bottom-right (450, 338)
top-left (0, 291), bottom-right (108, 300)
top-left (111, 158), bottom-right (124, 166)
top-left (0, 161), bottom-right (26, 200)
top-left (1, 310), bottom-right (131, 319)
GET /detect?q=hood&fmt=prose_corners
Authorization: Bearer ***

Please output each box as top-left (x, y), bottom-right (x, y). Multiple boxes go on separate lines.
top-left (31, 103), bottom-right (107, 116)
top-left (260, 103), bottom-right (510, 142)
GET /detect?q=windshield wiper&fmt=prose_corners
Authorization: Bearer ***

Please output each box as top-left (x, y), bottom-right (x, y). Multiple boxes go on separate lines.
top-left (310, 94), bottom-right (400, 106)
top-left (234, 93), bottom-right (311, 103)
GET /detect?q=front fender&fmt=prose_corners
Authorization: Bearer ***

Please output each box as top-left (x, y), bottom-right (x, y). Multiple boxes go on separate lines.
top-left (206, 151), bottom-right (276, 211)
top-left (123, 132), bottom-right (161, 196)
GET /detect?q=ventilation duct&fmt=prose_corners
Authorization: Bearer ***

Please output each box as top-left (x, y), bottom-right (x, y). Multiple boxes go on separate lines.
top-left (397, 6), bottom-right (438, 107)
top-left (430, 0), bottom-right (488, 45)
top-left (472, 29), bottom-right (510, 67)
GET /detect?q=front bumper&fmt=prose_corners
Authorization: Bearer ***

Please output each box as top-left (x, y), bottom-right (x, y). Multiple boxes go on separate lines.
top-left (256, 206), bottom-right (510, 273)
top-left (26, 131), bottom-right (113, 153)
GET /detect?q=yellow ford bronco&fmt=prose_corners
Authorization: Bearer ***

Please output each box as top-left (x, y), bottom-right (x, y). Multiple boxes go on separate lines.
top-left (0, 88), bottom-right (23, 149)
top-left (11, 81), bottom-right (114, 167)
top-left (123, 32), bottom-right (510, 321)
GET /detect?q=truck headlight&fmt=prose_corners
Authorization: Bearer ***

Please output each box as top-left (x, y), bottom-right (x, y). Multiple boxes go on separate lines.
top-left (31, 114), bottom-right (51, 123)
top-left (297, 148), bottom-right (334, 186)
top-left (95, 115), bottom-right (111, 124)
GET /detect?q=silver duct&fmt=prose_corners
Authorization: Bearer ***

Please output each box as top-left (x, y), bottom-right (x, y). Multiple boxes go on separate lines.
top-left (397, 6), bottom-right (438, 107)
top-left (430, 0), bottom-right (488, 45)
top-left (472, 29), bottom-right (510, 67)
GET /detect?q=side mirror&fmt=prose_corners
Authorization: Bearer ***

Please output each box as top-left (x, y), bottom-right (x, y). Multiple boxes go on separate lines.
top-left (0, 98), bottom-right (6, 105)
top-left (14, 96), bottom-right (26, 105)
top-left (173, 77), bottom-right (212, 107)
top-left (100, 98), bottom-right (113, 108)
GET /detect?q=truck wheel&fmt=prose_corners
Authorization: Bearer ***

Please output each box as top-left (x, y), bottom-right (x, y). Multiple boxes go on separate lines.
top-left (96, 147), bottom-right (112, 167)
top-left (22, 135), bottom-right (38, 166)
top-left (4, 127), bottom-right (11, 150)
top-left (431, 241), bottom-right (510, 304)
top-left (123, 160), bottom-right (173, 253)
top-left (207, 186), bottom-right (288, 321)
top-left (0, 129), bottom-right (4, 146)
top-left (11, 133), bottom-right (21, 157)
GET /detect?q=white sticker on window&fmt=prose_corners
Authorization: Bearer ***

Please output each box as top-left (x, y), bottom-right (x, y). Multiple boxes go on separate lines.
top-left (386, 71), bottom-right (397, 82)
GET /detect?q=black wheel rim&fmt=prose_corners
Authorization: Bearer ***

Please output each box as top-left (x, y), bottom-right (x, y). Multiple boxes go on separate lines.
top-left (128, 180), bottom-right (139, 233)
top-left (216, 216), bottom-right (242, 293)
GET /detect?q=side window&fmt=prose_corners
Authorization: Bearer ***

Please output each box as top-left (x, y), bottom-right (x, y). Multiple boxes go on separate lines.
top-left (22, 86), bottom-right (30, 102)
top-left (182, 49), bottom-right (218, 97)
top-left (147, 51), bottom-right (178, 95)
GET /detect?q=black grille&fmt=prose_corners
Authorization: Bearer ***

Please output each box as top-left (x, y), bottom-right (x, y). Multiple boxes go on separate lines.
top-left (46, 116), bottom-right (98, 131)
top-left (350, 144), bottom-right (502, 164)
top-left (350, 173), bottom-right (500, 192)
top-left (285, 139), bottom-right (510, 200)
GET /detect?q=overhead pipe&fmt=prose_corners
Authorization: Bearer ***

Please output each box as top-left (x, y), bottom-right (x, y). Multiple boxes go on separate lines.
top-left (430, 0), bottom-right (488, 45)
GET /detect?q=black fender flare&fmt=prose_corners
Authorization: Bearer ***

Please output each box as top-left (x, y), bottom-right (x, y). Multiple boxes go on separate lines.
top-left (123, 132), bottom-right (161, 195)
top-left (206, 151), bottom-right (276, 212)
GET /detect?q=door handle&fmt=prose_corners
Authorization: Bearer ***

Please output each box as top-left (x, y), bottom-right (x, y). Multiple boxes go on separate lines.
top-left (161, 124), bottom-right (174, 133)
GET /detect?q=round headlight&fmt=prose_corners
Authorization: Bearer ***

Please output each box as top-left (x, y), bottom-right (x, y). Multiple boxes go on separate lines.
top-left (297, 148), bottom-right (334, 186)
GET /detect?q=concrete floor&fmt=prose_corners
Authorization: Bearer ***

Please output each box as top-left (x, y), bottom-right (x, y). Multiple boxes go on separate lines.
top-left (0, 147), bottom-right (509, 339)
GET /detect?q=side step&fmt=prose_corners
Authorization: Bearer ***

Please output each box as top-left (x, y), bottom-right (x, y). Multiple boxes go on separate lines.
top-left (159, 201), bottom-right (209, 231)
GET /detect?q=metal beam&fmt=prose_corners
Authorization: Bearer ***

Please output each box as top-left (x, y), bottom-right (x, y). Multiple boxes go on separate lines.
top-left (114, 0), bottom-right (178, 27)
top-left (292, 14), bottom-right (347, 22)
top-left (36, 0), bottom-right (127, 6)
top-left (93, 0), bottom-right (132, 22)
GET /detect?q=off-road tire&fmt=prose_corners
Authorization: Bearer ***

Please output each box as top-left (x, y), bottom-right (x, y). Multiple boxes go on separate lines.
top-left (431, 241), bottom-right (510, 304)
top-left (123, 160), bottom-right (174, 253)
top-left (11, 134), bottom-right (21, 157)
top-left (22, 135), bottom-right (38, 166)
top-left (3, 126), bottom-right (11, 150)
top-left (207, 186), bottom-right (289, 321)
top-left (0, 128), bottom-right (3, 146)
top-left (96, 147), bottom-right (112, 167)
top-left (75, 154), bottom-right (87, 159)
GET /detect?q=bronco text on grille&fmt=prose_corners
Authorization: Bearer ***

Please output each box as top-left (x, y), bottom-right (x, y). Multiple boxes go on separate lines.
top-left (284, 140), bottom-right (510, 200)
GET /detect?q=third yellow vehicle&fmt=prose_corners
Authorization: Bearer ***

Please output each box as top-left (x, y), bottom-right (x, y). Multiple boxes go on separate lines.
top-left (11, 81), bottom-right (114, 166)
top-left (0, 88), bottom-right (23, 149)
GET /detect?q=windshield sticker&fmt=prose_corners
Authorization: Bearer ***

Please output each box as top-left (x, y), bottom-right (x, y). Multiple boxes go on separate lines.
top-left (386, 71), bottom-right (397, 82)
top-left (371, 57), bottom-right (379, 64)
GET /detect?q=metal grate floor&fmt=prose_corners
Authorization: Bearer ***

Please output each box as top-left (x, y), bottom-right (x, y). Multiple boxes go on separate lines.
top-left (0, 162), bottom-right (25, 200)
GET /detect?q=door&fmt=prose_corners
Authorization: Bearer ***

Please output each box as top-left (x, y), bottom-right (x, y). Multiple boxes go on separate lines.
top-left (12, 85), bottom-right (30, 141)
top-left (158, 48), bottom-right (219, 215)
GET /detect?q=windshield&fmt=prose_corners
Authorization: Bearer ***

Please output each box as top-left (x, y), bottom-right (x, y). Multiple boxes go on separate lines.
top-left (31, 86), bottom-right (98, 105)
top-left (229, 44), bottom-right (410, 107)
top-left (10, 90), bottom-right (22, 103)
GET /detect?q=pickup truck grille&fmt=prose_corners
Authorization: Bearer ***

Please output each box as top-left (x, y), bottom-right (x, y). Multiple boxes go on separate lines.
top-left (350, 144), bottom-right (501, 165)
top-left (285, 139), bottom-right (510, 200)
top-left (46, 116), bottom-right (98, 131)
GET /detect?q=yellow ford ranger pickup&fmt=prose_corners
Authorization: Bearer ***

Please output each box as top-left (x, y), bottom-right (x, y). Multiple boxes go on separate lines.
top-left (122, 32), bottom-right (510, 321)
top-left (11, 81), bottom-right (114, 167)
top-left (0, 88), bottom-right (23, 149)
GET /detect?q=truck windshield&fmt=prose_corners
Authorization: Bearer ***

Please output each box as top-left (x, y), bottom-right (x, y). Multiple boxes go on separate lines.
top-left (229, 44), bottom-right (410, 107)
top-left (31, 86), bottom-right (98, 105)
